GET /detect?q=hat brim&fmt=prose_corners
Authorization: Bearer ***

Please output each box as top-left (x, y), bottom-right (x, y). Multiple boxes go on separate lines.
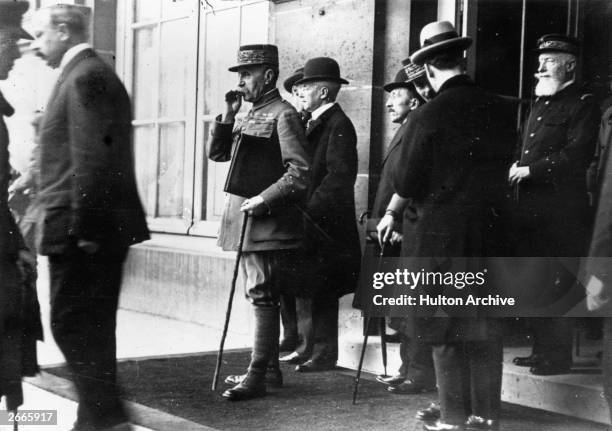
top-left (294, 75), bottom-right (349, 86)
top-left (283, 73), bottom-right (303, 93)
top-left (410, 37), bottom-right (472, 66)
top-left (533, 47), bottom-right (578, 56)
top-left (228, 62), bottom-right (276, 72)
top-left (8, 27), bottom-right (33, 40)
top-left (383, 82), bottom-right (414, 92)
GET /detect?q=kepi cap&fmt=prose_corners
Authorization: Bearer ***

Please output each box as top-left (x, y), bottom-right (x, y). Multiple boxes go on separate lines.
top-left (228, 44), bottom-right (278, 72)
top-left (534, 34), bottom-right (580, 56)
top-left (0, 1), bottom-right (33, 40)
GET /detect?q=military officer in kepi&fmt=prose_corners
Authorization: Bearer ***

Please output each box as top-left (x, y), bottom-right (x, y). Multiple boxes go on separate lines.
top-left (208, 44), bottom-right (311, 401)
top-left (509, 34), bottom-right (600, 376)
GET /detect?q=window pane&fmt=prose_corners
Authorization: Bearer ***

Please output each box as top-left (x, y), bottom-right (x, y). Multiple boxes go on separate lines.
top-left (134, 125), bottom-right (156, 214)
top-left (162, 0), bottom-right (192, 20)
top-left (157, 122), bottom-right (185, 218)
top-left (159, 18), bottom-right (190, 117)
top-left (240, 2), bottom-right (269, 43)
top-left (135, 0), bottom-right (160, 22)
top-left (133, 26), bottom-right (157, 120)
top-left (203, 8), bottom-right (240, 115)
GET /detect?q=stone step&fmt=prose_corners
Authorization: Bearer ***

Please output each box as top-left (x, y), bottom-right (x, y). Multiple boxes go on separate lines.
top-left (337, 335), bottom-right (608, 426)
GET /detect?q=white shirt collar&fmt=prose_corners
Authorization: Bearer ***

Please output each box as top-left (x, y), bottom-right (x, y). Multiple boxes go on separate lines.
top-left (59, 43), bottom-right (92, 72)
top-left (310, 102), bottom-right (335, 121)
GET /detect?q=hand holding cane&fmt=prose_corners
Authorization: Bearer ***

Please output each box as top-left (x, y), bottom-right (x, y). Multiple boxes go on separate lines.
top-left (212, 211), bottom-right (249, 390)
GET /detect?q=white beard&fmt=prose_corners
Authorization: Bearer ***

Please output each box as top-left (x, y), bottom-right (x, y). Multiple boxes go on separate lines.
top-left (534, 76), bottom-right (564, 97)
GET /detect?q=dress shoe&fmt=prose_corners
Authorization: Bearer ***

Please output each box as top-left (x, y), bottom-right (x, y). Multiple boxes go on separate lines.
top-left (376, 373), bottom-right (406, 386)
top-left (224, 366), bottom-right (283, 388)
top-left (279, 351), bottom-right (306, 364)
top-left (295, 359), bottom-right (336, 372)
top-left (416, 402), bottom-right (441, 422)
top-left (388, 379), bottom-right (435, 394)
top-left (222, 373), bottom-right (266, 401)
top-left (512, 354), bottom-right (539, 367)
top-left (529, 360), bottom-right (571, 376)
top-left (465, 415), bottom-right (499, 431)
top-left (422, 420), bottom-right (465, 430)
top-left (279, 338), bottom-right (298, 352)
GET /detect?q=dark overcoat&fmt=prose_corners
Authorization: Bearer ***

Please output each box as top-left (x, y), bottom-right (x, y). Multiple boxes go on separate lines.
top-left (0, 92), bottom-right (42, 410)
top-left (301, 104), bottom-right (361, 297)
top-left (514, 83), bottom-right (600, 256)
top-left (208, 89), bottom-right (310, 253)
top-left (37, 49), bottom-right (150, 255)
top-left (392, 75), bottom-right (515, 343)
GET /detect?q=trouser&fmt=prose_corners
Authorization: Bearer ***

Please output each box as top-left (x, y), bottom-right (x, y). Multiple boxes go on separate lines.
top-left (49, 246), bottom-right (127, 428)
top-left (432, 324), bottom-right (503, 425)
top-left (280, 292), bottom-right (298, 345)
top-left (529, 317), bottom-right (573, 365)
top-left (397, 332), bottom-right (435, 386)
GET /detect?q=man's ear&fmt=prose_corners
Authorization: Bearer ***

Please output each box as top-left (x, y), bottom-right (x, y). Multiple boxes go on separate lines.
top-left (264, 68), bottom-right (275, 85)
top-left (409, 97), bottom-right (420, 111)
top-left (320, 85), bottom-right (329, 101)
top-left (56, 23), bottom-right (71, 42)
top-left (566, 59), bottom-right (576, 74)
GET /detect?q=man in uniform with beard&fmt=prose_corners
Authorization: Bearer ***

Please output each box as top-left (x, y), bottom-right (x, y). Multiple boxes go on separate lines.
top-left (509, 34), bottom-right (599, 376)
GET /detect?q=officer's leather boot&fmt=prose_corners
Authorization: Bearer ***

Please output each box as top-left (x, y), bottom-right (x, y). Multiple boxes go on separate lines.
top-left (222, 305), bottom-right (279, 401)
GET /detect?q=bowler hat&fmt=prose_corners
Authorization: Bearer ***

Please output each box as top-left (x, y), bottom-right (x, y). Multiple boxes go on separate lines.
top-left (228, 44), bottom-right (278, 72)
top-left (294, 57), bottom-right (349, 85)
top-left (0, 1), bottom-right (33, 40)
top-left (283, 67), bottom-right (304, 93)
top-left (534, 34), bottom-right (580, 56)
top-left (410, 21), bottom-right (472, 66)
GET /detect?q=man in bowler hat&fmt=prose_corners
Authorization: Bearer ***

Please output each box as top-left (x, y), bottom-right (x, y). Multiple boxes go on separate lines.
top-left (278, 57), bottom-right (360, 372)
top-left (208, 44), bottom-right (310, 400)
top-left (0, 0), bottom-right (42, 414)
top-left (373, 59), bottom-right (436, 395)
top-left (393, 21), bottom-right (514, 430)
top-left (509, 34), bottom-right (600, 376)
top-left (32, 4), bottom-right (149, 429)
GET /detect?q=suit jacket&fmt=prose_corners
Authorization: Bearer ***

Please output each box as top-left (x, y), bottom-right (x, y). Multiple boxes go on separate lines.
top-left (514, 83), bottom-right (599, 256)
top-left (0, 92), bottom-right (23, 257)
top-left (302, 103), bottom-right (360, 297)
top-left (37, 49), bottom-right (149, 254)
top-left (208, 88), bottom-right (310, 252)
top-left (392, 75), bottom-right (515, 343)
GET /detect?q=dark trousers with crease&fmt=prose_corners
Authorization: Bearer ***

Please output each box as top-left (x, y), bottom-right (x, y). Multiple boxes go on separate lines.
top-left (49, 245), bottom-right (128, 428)
top-left (295, 295), bottom-right (338, 363)
top-left (432, 322), bottom-right (503, 425)
top-left (397, 332), bottom-right (435, 386)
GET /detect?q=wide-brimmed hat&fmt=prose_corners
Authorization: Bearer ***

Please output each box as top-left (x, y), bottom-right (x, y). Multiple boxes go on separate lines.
top-left (0, 1), bottom-right (33, 40)
top-left (228, 44), bottom-right (278, 72)
top-left (283, 67), bottom-right (304, 93)
top-left (410, 21), bottom-right (472, 65)
top-left (534, 34), bottom-right (580, 56)
top-left (294, 57), bottom-right (349, 85)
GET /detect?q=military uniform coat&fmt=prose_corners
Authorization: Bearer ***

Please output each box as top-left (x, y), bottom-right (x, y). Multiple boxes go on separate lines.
top-left (514, 83), bottom-right (599, 256)
top-left (392, 75), bottom-right (514, 343)
top-left (208, 89), bottom-right (310, 252)
top-left (300, 103), bottom-right (360, 297)
top-left (37, 49), bottom-right (149, 254)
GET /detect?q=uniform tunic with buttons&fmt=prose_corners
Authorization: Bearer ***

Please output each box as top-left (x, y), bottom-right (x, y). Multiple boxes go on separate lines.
top-left (515, 83), bottom-right (600, 256)
top-left (208, 88), bottom-right (310, 252)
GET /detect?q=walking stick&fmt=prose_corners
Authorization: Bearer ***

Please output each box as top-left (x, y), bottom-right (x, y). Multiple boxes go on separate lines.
top-left (379, 316), bottom-right (388, 377)
top-left (352, 242), bottom-right (386, 404)
top-left (212, 211), bottom-right (249, 390)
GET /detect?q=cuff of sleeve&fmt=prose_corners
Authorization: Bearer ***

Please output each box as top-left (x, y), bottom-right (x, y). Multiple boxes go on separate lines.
top-left (212, 115), bottom-right (235, 140)
top-left (528, 160), bottom-right (548, 182)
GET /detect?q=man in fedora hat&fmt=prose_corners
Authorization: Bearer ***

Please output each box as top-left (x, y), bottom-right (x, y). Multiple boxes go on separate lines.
top-left (371, 59), bottom-right (436, 396)
top-left (393, 21), bottom-right (515, 430)
top-left (279, 57), bottom-right (360, 373)
top-left (32, 4), bottom-right (149, 429)
top-left (208, 44), bottom-right (310, 400)
top-left (509, 34), bottom-right (599, 376)
top-left (0, 0), bottom-right (43, 415)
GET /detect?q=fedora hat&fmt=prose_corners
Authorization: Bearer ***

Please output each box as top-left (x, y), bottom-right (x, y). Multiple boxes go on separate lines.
top-left (228, 44), bottom-right (278, 72)
top-left (0, 1), bottom-right (33, 40)
top-left (294, 57), bottom-right (349, 85)
top-left (283, 67), bottom-right (304, 93)
top-left (534, 34), bottom-right (580, 56)
top-left (410, 21), bottom-right (472, 66)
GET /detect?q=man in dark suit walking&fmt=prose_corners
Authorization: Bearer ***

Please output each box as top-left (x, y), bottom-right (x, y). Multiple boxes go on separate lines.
top-left (280, 57), bottom-right (360, 372)
top-left (393, 21), bottom-right (514, 430)
top-left (32, 5), bottom-right (149, 430)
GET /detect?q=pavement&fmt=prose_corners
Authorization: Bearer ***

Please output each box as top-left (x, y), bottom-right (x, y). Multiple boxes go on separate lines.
top-left (0, 258), bottom-right (609, 431)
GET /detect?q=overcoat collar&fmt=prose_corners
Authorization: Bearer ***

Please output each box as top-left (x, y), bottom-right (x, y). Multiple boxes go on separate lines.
top-left (437, 74), bottom-right (474, 94)
top-left (382, 120), bottom-right (410, 165)
top-left (0, 91), bottom-right (14, 117)
top-left (58, 48), bottom-right (97, 82)
top-left (252, 88), bottom-right (281, 111)
top-left (306, 103), bottom-right (342, 136)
